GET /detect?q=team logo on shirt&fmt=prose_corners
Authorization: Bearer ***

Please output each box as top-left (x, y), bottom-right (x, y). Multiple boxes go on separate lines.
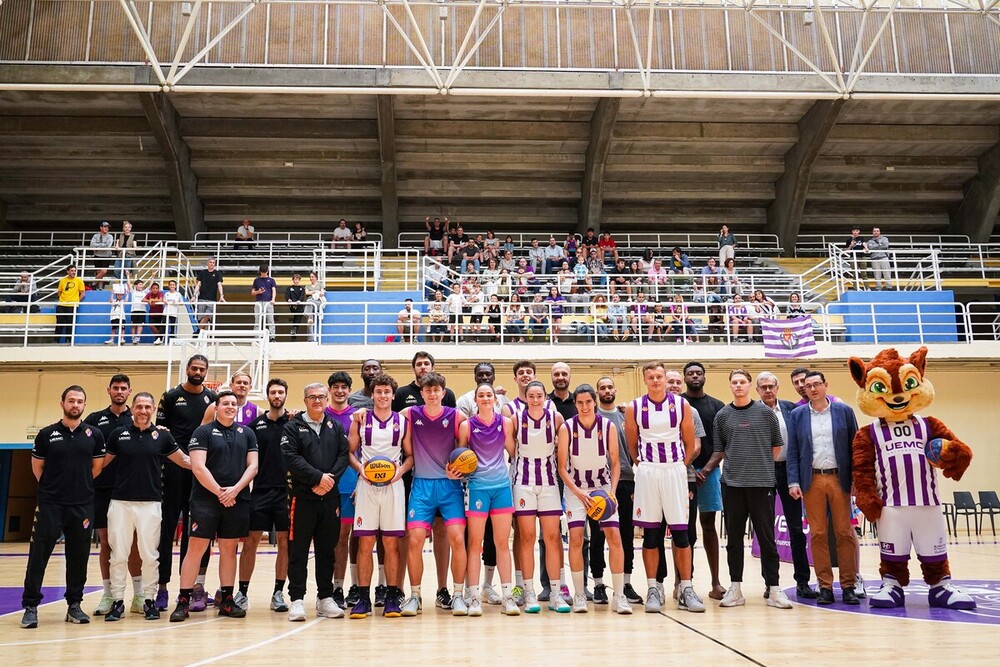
top-left (85, 428), bottom-right (93, 437)
top-left (177, 398), bottom-right (187, 406)
top-left (475, 500), bottom-right (482, 510)
top-left (356, 517), bottom-right (363, 527)
top-left (203, 396), bottom-right (210, 404)
top-left (151, 431), bottom-right (159, 440)
top-left (237, 427), bottom-right (243, 434)
top-left (518, 498), bottom-right (525, 508)
top-left (98, 417), bottom-right (109, 425)
top-left (566, 510), bottom-right (572, 518)
top-left (442, 419), bottom-right (449, 428)
top-left (82, 518), bottom-right (90, 529)
top-left (780, 328), bottom-right (799, 350)
top-left (636, 508), bottom-right (642, 518)
top-left (414, 420), bottom-right (424, 426)
top-left (408, 509), bottom-right (415, 518)
top-left (191, 522), bottom-right (199, 532)
top-left (326, 421), bottom-right (333, 429)
top-left (668, 404), bottom-right (675, 413)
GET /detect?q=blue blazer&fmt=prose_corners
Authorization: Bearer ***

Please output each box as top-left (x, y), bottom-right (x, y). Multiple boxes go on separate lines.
top-left (786, 400), bottom-right (859, 494)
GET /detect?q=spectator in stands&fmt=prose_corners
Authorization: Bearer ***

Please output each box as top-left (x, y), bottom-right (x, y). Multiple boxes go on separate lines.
top-left (483, 230), bottom-right (500, 263)
top-left (786, 293), bottom-right (806, 318)
top-left (114, 220), bottom-right (138, 280)
top-left (598, 230), bottom-right (619, 265)
top-left (668, 247), bottom-right (693, 275)
top-left (460, 239), bottom-right (482, 275)
top-left (129, 278), bottom-right (148, 344)
top-left (720, 257), bottom-right (742, 297)
top-left (638, 248), bottom-right (655, 272)
top-left (628, 261), bottom-right (648, 297)
top-left (448, 225), bottom-right (469, 264)
top-left (727, 294), bottom-right (754, 342)
top-left (626, 291), bottom-right (652, 341)
top-left (286, 273), bottom-right (306, 338)
top-left (543, 236), bottom-right (566, 274)
top-left (701, 257), bottom-right (719, 277)
top-left (481, 258), bottom-right (501, 297)
top-left (306, 271), bottom-right (325, 339)
top-left (465, 281), bottom-right (486, 339)
top-left (499, 249), bottom-right (517, 273)
top-left (331, 219), bottom-right (353, 250)
top-left (104, 282), bottom-right (128, 345)
top-left (55, 265), bottom-right (86, 345)
top-left (750, 290), bottom-right (778, 319)
top-left (864, 227), bottom-right (891, 290)
top-left (428, 294), bottom-right (449, 343)
top-left (504, 294), bottom-right (526, 344)
top-left (707, 304), bottom-right (726, 341)
top-left (485, 294), bottom-right (502, 342)
top-left (396, 298), bottom-right (422, 343)
top-left (585, 248), bottom-right (607, 287)
top-left (502, 235), bottom-right (517, 256)
top-left (563, 233), bottom-right (579, 265)
top-left (609, 258), bottom-right (630, 297)
top-left (544, 286), bottom-right (566, 343)
top-left (446, 286), bottom-right (463, 339)
top-left (251, 264), bottom-right (277, 341)
top-left (646, 258), bottom-right (669, 298)
top-left (606, 293), bottom-right (627, 341)
top-left (424, 259), bottom-right (451, 300)
top-left (693, 275), bottom-right (723, 305)
top-left (528, 238), bottom-right (546, 273)
top-left (845, 225), bottom-right (865, 253)
top-left (581, 228), bottom-right (599, 252)
top-left (528, 293), bottom-right (549, 341)
top-left (143, 282), bottom-right (165, 345)
top-left (496, 269), bottom-right (512, 302)
top-left (90, 221), bottom-right (115, 289)
top-left (8, 271), bottom-right (38, 313)
top-left (194, 257), bottom-right (224, 335)
top-left (572, 258), bottom-right (592, 291)
top-left (557, 262), bottom-right (576, 295)
top-left (352, 222), bottom-right (368, 245)
top-left (234, 218), bottom-right (255, 250)
top-left (579, 293), bottom-right (610, 342)
top-left (718, 224), bottom-right (737, 267)
top-left (424, 216), bottom-right (449, 257)
top-left (651, 302), bottom-right (668, 341)
top-left (163, 280), bottom-right (185, 343)
top-left (668, 294), bottom-right (696, 343)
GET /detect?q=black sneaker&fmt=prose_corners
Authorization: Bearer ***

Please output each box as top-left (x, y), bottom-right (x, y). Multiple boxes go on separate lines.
top-left (20, 606), bottom-right (38, 629)
top-left (346, 584), bottom-right (361, 607)
top-left (332, 586), bottom-right (346, 610)
top-left (623, 583), bottom-right (643, 605)
top-left (435, 587), bottom-right (452, 610)
top-left (218, 595), bottom-right (247, 618)
top-left (593, 584), bottom-right (609, 605)
top-left (169, 601), bottom-right (189, 623)
top-left (65, 602), bottom-right (91, 624)
top-left (374, 584), bottom-right (387, 608)
top-left (143, 599), bottom-right (160, 620)
top-left (104, 600), bottom-right (126, 622)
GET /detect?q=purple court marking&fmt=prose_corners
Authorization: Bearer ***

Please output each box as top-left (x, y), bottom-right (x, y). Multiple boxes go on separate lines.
top-left (785, 579), bottom-right (1000, 626)
top-left (0, 586), bottom-right (101, 616)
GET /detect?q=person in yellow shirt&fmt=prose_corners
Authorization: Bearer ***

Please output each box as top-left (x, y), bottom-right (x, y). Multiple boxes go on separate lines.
top-left (56, 265), bottom-right (86, 344)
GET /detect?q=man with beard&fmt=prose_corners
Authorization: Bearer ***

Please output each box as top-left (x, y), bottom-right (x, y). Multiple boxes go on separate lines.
top-left (240, 379), bottom-right (292, 613)
top-left (348, 359), bottom-right (383, 409)
top-left (21, 386), bottom-right (106, 629)
top-left (155, 355), bottom-right (218, 611)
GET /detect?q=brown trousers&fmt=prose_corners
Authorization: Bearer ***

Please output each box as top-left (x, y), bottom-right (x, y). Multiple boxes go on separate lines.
top-left (803, 473), bottom-right (858, 589)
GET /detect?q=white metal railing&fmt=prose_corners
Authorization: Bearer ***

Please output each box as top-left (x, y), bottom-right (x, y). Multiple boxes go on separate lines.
top-left (796, 234), bottom-right (972, 256)
top-left (827, 244), bottom-right (1000, 295)
top-left (193, 231), bottom-right (383, 247)
top-left (0, 230), bottom-right (177, 248)
top-left (398, 231), bottom-right (782, 254)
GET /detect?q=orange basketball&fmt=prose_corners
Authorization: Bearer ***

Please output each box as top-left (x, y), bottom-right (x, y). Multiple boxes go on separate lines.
top-left (363, 456), bottom-right (397, 486)
top-left (448, 447), bottom-right (479, 477)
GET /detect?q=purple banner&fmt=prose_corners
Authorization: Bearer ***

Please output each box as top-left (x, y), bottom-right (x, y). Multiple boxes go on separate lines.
top-left (751, 496), bottom-right (813, 565)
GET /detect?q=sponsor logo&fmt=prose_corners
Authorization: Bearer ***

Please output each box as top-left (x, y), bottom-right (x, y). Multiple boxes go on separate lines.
top-left (326, 421), bottom-right (333, 428)
top-left (151, 431), bottom-right (159, 440)
top-left (415, 420), bottom-right (424, 426)
top-left (191, 522), bottom-right (199, 532)
top-left (880, 541), bottom-right (895, 554)
top-left (176, 398), bottom-right (187, 406)
top-left (82, 518), bottom-right (90, 529)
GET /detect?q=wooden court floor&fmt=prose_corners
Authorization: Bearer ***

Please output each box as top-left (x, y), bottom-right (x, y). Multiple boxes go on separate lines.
top-left (2, 536), bottom-right (998, 666)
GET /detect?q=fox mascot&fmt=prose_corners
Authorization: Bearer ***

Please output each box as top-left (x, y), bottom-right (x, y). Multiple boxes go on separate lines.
top-left (849, 346), bottom-right (976, 610)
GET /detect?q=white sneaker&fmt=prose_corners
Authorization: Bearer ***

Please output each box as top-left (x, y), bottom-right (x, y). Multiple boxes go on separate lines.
top-left (523, 590), bottom-right (541, 614)
top-left (288, 599), bottom-right (306, 622)
top-left (104, 339), bottom-right (114, 345)
top-left (317, 597), bottom-right (344, 618)
top-left (501, 596), bottom-right (521, 616)
top-left (401, 596), bottom-right (422, 617)
top-left (232, 591), bottom-right (250, 611)
top-left (94, 593), bottom-right (114, 616)
top-left (855, 574), bottom-right (867, 599)
top-left (481, 583), bottom-right (502, 605)
top-left (549, 591), bottom-right (571, 613)
top-left (270, 590), bottom-right (289, 612)
top-left (131, 337), bottom-right (139, 345)
top-left (720, 585), bottom-right (746, 608)
top-left (611, 594), bottom-right (633, 615)
top-left (571, 592), bottom-right (588, 613)
top-left (644, 587), bottom-right (662, 613)
top-left (130, 594), bottom-right (145, 614)
top-left (451, 594), bottom-right (469, 616)
top-left (678, 586), bottom-right (706, 613)
top-left (766, 587), bottom-right (793, 609)
top-left (153, 338), bottom-right (163, 345)
top-left (467, 597), bottom-right (483, 617)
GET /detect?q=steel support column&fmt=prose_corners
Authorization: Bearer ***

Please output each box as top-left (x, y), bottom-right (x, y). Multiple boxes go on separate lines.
top-left (377, 95), bottom-right (400, 248)
top-left (0, 199), bottom-right (9, 231)
top-left (578, 97), bottom-right (621, 234)
top-left (950, 134), bottom-right (1000, 243)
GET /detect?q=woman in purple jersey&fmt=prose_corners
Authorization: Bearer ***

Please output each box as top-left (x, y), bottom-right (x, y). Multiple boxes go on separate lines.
top-left (458, 384), bottom-right (519, 616)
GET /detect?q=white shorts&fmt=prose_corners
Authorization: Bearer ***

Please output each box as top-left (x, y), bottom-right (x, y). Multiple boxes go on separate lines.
top-left (513, 484), bottom-right (563, 517)
top-left (353, 481), bottom-right (406, 537)
top-left (877, 505), bottom-right (948, 563)
top-left (633, 462), bottom-right (688, 530)
top-left (564, 485), bottom-right (619, 529)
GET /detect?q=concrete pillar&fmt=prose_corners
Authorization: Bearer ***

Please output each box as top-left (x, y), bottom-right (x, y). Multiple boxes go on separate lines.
top-left (376, 95), bottom-right (399, 249)
top-left (950, 135), bottom-right (1000, 243)
top-left (577, 97), bottom-right (620, 234)
top-left (139, 92), bottom-right (205, 240)
top-left (765, 99), bottom-right (845, 256)
top-left (0, 199), bottom-right (10, 231)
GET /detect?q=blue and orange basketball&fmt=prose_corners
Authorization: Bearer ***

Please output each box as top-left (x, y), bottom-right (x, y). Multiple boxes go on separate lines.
top-left (925, 438), bottom-right (949, 469)
top-left (448, 447), bottom-right (479, 477)
top-left (363, 456), bottom-right (397, 486)
top-left (587, 490), bottom-right (617, 521)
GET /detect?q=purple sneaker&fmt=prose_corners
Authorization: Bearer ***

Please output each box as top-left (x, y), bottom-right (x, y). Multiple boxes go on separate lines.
top-left (189, 585), bottom-right (208, 612)
top-left (383, 593), bottom-right (402, 618)
top-left (155, 589), bottom-right (169, 612)
top-left (868, 577), bottom-right (905, 609)
top-left (928, 579), bottom-right (976, 610)
top-left (560, 584), bottom-right (571, 601)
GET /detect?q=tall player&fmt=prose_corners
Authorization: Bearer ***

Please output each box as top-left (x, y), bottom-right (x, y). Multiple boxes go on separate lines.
top-left (557, 384), bottom-right (631, 614)
top-left (347, 373), bottom-right (410, 619)
top-left (325, 371), bottom-right (361, 609)
top-left (85, 374), bottom-right (143, 616)
top-left (155, 355), bottom-right (217, 611)
top-left (625, 362), bottom-right (704, 613)
top-left (241, 379), bottom-right (292, 613)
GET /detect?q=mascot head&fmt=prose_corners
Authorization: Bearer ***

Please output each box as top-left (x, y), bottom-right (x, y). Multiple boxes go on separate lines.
top-left (848, 346), bottom-right (935, 421)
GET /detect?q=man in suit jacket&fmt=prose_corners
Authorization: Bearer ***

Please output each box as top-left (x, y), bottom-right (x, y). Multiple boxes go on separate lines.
top-left (755, 372), bottom-right (817, 599)
top-left (787, 370), bottom-right (860, 605)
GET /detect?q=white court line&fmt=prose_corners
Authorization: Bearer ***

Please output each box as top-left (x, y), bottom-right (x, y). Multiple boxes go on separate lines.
top-left (185, 618), bottom-right (323, 667)
top-left (0, 616), bottom-right (223, 647)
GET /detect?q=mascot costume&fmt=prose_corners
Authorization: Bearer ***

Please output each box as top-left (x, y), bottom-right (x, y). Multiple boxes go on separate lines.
top-left (849, 346), bottom-right (976, 610)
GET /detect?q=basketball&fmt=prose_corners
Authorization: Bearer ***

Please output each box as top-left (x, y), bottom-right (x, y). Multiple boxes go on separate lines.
top-left (363, 455), bottom-right (397, 486)
top-left (448, 447), bottom-right (479, 477)
top-left (587, 490), bottom-right (618, 521)
top-left (925, 438), bottom-right (949, 468)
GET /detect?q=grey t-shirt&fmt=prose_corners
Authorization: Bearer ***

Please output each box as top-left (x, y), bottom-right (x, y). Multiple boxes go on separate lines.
top-left (597, 407), bottom-right (633, 483)
top-left (712, 400), bottom-right (781, 488)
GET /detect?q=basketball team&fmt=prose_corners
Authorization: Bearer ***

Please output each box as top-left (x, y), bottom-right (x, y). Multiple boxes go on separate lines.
top-left (21, 351), bottom-right (907, 628)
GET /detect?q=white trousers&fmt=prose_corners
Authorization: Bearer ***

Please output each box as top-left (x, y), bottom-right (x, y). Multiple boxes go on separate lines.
top-left (108, 500), bottom-right (161, 600)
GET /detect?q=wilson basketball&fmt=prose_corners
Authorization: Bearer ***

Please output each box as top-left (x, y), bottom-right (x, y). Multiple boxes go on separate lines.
top-left (448, 447), bottom-right (479, 476)
top-left (363, 456), bottom-right (397, 486)
top-left (587, 490), bottom-right (618, 521)
top-left (925, 438), bottom-right (949, 469)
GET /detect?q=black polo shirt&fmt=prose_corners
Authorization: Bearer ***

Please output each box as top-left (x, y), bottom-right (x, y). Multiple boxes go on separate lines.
top-left (84, 406), bottom-right (133, 490)
top-left (547, 391), bottom-right (577, 421)
top-left (32, 420), bottom-right (106, 505)
top-left (107, 424), bottom-right (179, 501)
top-left (157, 384), bottom-right (217, 451)
top-left (248, 411), bottom-right (290, 490)
top-left (189, 420), bottom-right (258, 502)
top-left (392, 381), bottom-right (457, 412)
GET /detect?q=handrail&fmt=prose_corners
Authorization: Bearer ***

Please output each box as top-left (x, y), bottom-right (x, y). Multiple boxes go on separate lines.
top-left (398, 231), bottom-right (782, 253)
top-left (193, 231), bottom-right (383, 246)
top-left (0, 231), bottom-right (177, 248)
top-left (796, 234), bottom-right (972, 256)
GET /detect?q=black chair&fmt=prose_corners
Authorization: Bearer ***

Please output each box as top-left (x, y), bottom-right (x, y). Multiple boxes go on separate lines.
top-left (978, 491), bottom-right (1000, 537)
top-left (953, 491), bottom-right (980, 536)
top-left (941, 503), bottom-right (956, 537)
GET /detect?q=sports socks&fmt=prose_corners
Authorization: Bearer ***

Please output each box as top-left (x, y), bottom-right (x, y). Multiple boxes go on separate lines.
top-left (334, 578), bottom-right (344, 590)
top-left (549, 580), bottom-right (560, 596)
top-left (452, 581), bottom-right (464, 598)
top-left (624, 573), bottom-right (631, 585)
top-left (411, 585), bottom-right (422, 599)
top-left (239, 581), bottom-right (250, 596)
top-left (469, 585), bottom-right (481, 600)
top-left (195, 574), bottom-right (206, 587)
top-left (572, 570), bottom-right (585, 597)
top-left (102, 579), bottom-right (111, 595)
top-left (514, 570), bottom-right (525, 588)
top-left (350, 565), bottom-right (358, 586)
top-left (501, 583), bottom-right (513, 598)
top-left (484, 565), bottom-right (496, 585)
top-left (593, 577), bottom-right (604, 587)
top-left (274, 579), bottom-right (285, 593)
top-left (179, 588), bottom-right (193, 605)
top-left (377, 566), bottom-right (386, 587)
top-left (132, 576), bottom-right (142, 595)
top-left (680, 579), bottom-right (692, 591)
top-left (612, 573), bottom-right (624, 596)
top-left (647, 578), bottom-right (658, 590)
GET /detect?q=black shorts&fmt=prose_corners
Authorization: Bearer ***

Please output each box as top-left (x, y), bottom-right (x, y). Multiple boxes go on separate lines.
top-left (94, 258), bottom-right (112, 270)
top-left (189, 497), bottom-right (250, 540)
top-left (130, 311), bottom-right (147, 325)
top-left (93, 488), bottom-right (113, 530)
top-left (250, 487), bottom-right (290, 532)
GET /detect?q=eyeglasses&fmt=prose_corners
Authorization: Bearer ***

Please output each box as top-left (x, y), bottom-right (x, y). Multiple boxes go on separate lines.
top-left (803, 383), bottom-right (825, 390)
top-left (758, 384), bottom-right (777, 391)
top-left (305, 395), bottom-right (328, 402)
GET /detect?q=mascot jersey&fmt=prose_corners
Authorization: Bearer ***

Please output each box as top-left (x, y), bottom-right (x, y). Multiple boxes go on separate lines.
top-left (869, 416), bottom-right (940, 507)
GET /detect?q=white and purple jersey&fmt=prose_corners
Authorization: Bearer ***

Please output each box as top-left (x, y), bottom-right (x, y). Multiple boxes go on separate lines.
top-left (513, 407), bottom-right (558, 486)
top-left (870, 416), bottom-right (940, 507)
top-left (467, 413), bottom-right (509, 490)
top-left (326, 404), bottom-right (359, 492)
top-left (566, 414), bottom-right (611, 489)
top-left (509, 396), bottom-right (555, 416)
top-left (236, 401), bottom-right (259, 427)
top-left (632, 393), bottom-right (686, 464)
top-left (359, 411), bottom-right (406, 466)
top-left (409, 405), bottom-right (459, 480)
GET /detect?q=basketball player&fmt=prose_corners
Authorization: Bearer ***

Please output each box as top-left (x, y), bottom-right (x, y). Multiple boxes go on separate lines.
top-left (169, 391), bottom-right (258, 622)
top-left (557, 384), bottom-right (631, 614)
top-left (241, 379), bottom-right (292, 613)
top-left (102, 393), bottom-right (190, 621)
top-left (625, 362), bottom-right (704, 613)
top-left (512, 381), bottom-right (567, 613)
top-left (85, 374), bottom-right (143, 616)
top-left (155, 355), bottom-right (217, 611)
top-left (325, 371), bottom-right (361, 609)
top-left (399, 373), bottom-right (469, 617)
top-left (348, 359), bottom-right (383, 409)
top-left (459, 384), bottom-right (519, 616)
top-left (347, 373), bottom-right (410, 619)
top-left (20, 386), bottom-right (105, 629)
